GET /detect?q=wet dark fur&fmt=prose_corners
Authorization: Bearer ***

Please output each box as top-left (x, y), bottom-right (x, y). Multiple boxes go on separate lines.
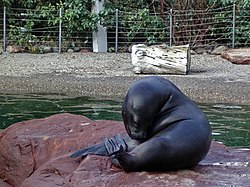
top-left (71, 76), bottom-right (212, 172)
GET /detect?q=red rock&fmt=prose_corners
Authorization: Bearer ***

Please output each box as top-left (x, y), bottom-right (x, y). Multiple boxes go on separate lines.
top-left (221, 48), bottom-right (250, 64)
top-left (0, 180), bottom-right (12, 187)
top-left (0, 113), bottom-right (249, 187)
top-left (6, 45), bottom-right (25, 53)
top-left (0, 113), bottom-right (124, 186)
top-left (79, 48), bottom-right (91, 53)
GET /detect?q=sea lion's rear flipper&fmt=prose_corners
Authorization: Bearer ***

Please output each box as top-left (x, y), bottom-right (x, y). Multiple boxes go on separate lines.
top-left (70, 142), bottom-right (108, 158)
top-left (70, 133), bottom-right (127, 158)
top-left (104, 134), bottom-right (128, 156)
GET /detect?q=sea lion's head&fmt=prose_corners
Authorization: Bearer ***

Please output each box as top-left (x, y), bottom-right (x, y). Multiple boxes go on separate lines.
top-left (122, 84), bottom-right (161, 140)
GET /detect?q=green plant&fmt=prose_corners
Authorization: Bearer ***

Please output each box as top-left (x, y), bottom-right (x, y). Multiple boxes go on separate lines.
top-left (4, 0), bottom-right (99, 50)
top-left (8, 19), bottom-right (37, 47)
top-left (3, 0), bottom-right (250, 51)
top-left (234, 1), bottom-right (250, 46)
top-left (100, 1), bottom-right (167, 46)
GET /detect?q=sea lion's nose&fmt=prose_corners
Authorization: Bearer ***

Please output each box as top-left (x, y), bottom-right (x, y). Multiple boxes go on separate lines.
top-left (131, 131), bottom-right (146, 140)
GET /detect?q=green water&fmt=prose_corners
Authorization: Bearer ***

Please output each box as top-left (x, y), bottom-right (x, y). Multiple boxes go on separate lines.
top-left (0, 93), bottom-right (249, 147)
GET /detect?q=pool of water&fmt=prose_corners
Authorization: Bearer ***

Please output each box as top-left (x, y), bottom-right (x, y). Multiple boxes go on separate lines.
top-left (0, 93), bottom-right (249, 147)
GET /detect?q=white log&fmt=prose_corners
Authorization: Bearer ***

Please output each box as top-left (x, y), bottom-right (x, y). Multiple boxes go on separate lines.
top-left (131, 44), bottom-right (191, 75)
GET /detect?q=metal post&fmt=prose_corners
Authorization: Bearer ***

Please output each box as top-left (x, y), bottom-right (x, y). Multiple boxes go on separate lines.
top-left (59, 8), bottom-right (62, 53)
top-left (115, 9), bottom-right (118, 53)
top-left (92, 0), bottom-right (107, 53)
top-left (3, 7), bottom-right (6, 53)
top-left (169, 9), bottom-right (173, 47)
top-left (232, 3), bottom-right (235, 48)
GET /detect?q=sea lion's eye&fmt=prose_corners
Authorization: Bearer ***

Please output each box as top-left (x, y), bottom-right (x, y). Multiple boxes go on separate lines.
top-left (134, 121), bottom-right (139, 127)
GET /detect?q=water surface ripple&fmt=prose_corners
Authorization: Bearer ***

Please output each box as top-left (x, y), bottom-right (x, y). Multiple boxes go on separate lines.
top-left (0, 94), bottom-right (249, 147)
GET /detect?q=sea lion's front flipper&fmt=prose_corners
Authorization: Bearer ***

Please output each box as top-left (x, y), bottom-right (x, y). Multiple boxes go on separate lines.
top-left (70, 142), bottom-right (108, 158)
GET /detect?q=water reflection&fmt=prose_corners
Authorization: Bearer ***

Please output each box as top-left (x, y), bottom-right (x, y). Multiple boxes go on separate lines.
top-left (200, 104), bottom-right (250, 147)
top-left (0, 93), bottom-right (249, 147)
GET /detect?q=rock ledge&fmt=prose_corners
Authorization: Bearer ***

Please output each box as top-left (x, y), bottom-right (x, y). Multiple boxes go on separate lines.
top-left (0, 113), bottom-right (249, 187)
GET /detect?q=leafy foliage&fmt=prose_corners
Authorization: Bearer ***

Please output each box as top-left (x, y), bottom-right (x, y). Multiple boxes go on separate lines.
top-left (2, 0), bottom-right (250, 50)
top-left (100, 1), bottom-right (168, 45)
top-left (62, 0), bottom-right (99, 33)
top-left (4, 0), bottom-right (99, 50)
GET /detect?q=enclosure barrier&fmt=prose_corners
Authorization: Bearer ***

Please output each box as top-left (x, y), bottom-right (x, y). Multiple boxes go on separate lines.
top-left (0, 4), bottom-right (250, 54)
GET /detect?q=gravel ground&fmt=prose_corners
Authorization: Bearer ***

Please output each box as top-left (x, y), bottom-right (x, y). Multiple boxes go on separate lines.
top-left (0, 52), bottom-right (249, 104)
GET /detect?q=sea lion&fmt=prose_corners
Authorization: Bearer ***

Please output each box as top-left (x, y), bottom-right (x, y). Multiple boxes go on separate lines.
top-left (70, 76), bottom-right (212, 172)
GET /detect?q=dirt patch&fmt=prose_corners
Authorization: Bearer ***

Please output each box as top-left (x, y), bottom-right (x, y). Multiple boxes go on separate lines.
top-left (0, 53), bottom-right (249, 104)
